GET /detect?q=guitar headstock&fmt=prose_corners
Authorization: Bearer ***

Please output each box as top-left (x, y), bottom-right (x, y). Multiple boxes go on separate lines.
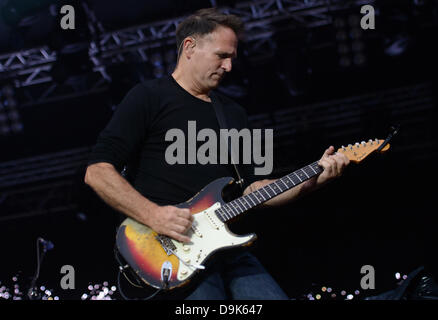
top-left (338, 139), bottom-right (390, 163)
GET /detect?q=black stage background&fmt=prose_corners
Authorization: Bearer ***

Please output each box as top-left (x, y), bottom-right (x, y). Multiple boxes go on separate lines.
top-left (0, 0), bottom-right (437, 300)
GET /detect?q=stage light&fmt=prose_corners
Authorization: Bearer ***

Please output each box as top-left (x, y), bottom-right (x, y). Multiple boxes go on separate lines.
top-left (346, 294), bottom-right (353, 300)
top-left (151, 53), bottom-right (163, 67)
top-left (164, 49), bottom-right (176, 64)
top-left (338, 43), bottom-right (350, 54)
top-left (348, 14), bottom-right (360, 27)
top-left (153, 66), bottom-right (164, 78)
top-left (395, 272), bottom-right (401, 280)
top-left (2, 85), bottom-right (14, 97)
top-left (336, 30), bottom-right (348, 41)
top-left (353, 53), bottom-right (366, 66)
top-left (334, 13), bottom-right (367, 68)
top-left (334, 18), bottom-right (346, 28)
top-left (384, 35), bottom-right (410, 56)
top-left (0, 85), bottom-right (23, 135)
top-left (0, 126), bottom-right (10, 135)
top-left (350, 28), bottom-right (362, 39)
top-left (7, 109), bottom-right (19, 121)
top-left (339, 56), bottom-right (351, 67)
top-left (351, 40), bottom-right (364, 52)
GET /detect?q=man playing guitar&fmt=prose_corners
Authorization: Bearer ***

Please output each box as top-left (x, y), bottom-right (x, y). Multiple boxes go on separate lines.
top-left (85, 8), bottom-right (349, 300)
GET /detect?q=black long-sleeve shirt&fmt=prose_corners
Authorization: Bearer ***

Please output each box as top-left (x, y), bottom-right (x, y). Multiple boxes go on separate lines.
top-left (88, 75), bottom-right (256, 206)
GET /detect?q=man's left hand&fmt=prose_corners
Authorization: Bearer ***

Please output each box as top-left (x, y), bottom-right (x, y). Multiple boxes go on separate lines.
top-left (315, 145), bottom-right (350, 186)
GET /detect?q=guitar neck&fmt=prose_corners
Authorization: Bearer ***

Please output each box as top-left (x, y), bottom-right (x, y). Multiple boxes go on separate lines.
top-left (215, 161), bottom-right (323, 222)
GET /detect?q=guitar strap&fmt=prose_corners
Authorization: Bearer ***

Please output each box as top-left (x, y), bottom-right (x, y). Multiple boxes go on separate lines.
top-left (210, 91), bottom-right (244, 190)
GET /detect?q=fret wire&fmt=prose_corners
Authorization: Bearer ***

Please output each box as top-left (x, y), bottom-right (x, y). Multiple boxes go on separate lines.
top-left (293, 172), bottom-right (302, 182)
top-left (313, 163), bottom-right (322, 173)
top-left (300, 169), bottom-right (310, 179)
top-left (242, 196), bottom-right (253, 208)
top-left (215, 209), bottom-right (224, 221)
top-left (264, 185), bottom-right (276, 198)
top-left (258, 187), bottom-right (271, 199)
top-left (246, 194), bottom-right (257, 206)
top-left (304, 165), bottom-right (315, 176)
top-left (286, 175), bottom-right (296, 186)
top-left (221, 207), bottom-right (232, 220)
top-left (223, 204), bottom-right (236, 217)
top-left (278, 178), bottom-right (289, 189)
top-left (292, 174), bottom-right (301, 184)
top-left (313, 162), bottom-right (323, 172)
top-left (248, 193), bottom-right (260, 205)
top-left (309, 164), bottom-right (318, 175)
top-left (228, 203), bottom-right (239, 216)
top-left (273, 181), bottom-right (284, 192)
top-left (267, 184), bottom-right (277, 195)
top-left (219, 208), bottom-right (228, 221)
top-left (255, 190), bottom-right (266, 201)
top-left (233, 199), bottom-right (245, 212)
top-left (217, 208), bottom-right (228, 221)
top-left (237, 198), bottom-right (248, 210)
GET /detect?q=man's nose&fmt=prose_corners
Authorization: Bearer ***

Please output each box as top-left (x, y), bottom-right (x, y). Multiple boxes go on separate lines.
top-left (222, 58), bottom-right (232, 72)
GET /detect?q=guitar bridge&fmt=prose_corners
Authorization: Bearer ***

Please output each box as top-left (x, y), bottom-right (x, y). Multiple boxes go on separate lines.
top-left (156, 235), bottom-right (177, 256)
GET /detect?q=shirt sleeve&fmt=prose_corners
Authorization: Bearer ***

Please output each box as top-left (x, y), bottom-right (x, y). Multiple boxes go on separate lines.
top-left (87, 83), bottom-right (150, 171)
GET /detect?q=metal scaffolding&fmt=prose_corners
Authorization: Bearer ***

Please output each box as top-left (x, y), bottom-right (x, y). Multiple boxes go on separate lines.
top-left (0, 0), bottom-right (374, 106)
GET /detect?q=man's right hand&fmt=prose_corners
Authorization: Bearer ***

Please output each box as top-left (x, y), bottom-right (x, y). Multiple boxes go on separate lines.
top-left (147, 205), bottom-right (193, 243)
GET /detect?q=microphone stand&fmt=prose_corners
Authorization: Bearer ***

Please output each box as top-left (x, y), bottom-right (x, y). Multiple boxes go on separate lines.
top-left (27, 237), bottom-right (52, 300)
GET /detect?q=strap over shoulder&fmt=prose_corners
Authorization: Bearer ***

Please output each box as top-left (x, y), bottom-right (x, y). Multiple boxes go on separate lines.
top-left (209, 91), bottom-right (245, 190)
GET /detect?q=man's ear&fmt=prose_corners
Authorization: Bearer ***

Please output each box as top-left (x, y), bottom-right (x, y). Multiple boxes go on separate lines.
top-left (189, 37), bottom-right (196, 48)
top-left (184, 37), bottom-right (196, 58)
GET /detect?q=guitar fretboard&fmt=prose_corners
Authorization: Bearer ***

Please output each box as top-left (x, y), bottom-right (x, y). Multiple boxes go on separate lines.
top-left (215, 161), bottom-right (323, 222)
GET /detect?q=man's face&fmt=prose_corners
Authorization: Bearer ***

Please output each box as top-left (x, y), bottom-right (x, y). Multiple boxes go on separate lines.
top-left (190, 26), bottom-right (238, 91)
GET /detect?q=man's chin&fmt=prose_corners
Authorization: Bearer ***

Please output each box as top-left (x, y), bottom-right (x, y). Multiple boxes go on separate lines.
top-left (210, 79), bottom-right (221, 88)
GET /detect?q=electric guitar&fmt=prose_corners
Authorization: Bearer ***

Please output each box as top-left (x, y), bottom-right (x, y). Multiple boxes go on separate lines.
top-left (116, 138), bottom-right (391, 291)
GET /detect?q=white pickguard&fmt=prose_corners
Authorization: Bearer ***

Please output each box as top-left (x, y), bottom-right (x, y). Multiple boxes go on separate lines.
top-left (170, 202), bottom-right (255, 281)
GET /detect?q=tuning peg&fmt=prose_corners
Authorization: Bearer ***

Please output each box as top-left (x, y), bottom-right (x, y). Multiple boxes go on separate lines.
top-left (361, 141), bottom-right (366, 145)
top-left (348, 144), bottom-right (353, 149)
top-left (355, 142), bottom-right (360, 148)
top-left (342, 145), bottom-right (346, 150)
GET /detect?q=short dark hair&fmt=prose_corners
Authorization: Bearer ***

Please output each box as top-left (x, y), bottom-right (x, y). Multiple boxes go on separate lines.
top-left (175, 8), bottom-right (244, 56)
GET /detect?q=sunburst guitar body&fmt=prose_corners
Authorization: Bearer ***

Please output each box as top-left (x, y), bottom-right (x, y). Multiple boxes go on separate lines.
top-left (116, 177), bottom-right (256, 290)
